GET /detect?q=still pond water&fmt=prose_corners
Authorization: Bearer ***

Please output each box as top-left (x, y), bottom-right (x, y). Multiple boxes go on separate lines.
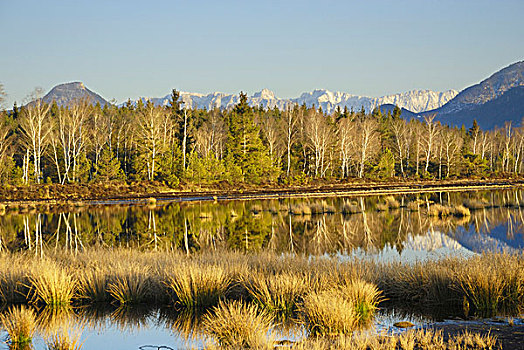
top-left (1, 189), bottom-right (524, 349)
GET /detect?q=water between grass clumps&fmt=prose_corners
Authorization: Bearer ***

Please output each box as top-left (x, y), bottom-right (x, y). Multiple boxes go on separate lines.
top-left (2, 188), bottom-right (524, 349)
top-left (0, 307), bottom-right (434, 350)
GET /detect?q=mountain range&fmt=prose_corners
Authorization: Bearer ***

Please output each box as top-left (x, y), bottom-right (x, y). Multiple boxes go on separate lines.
top-left (140, 88), bottom-right (458, 115)
top-left (44, 83), bottom-right (457, 115)
top-left (38, 60), bottom-right (524, 129)
top-left (421, 61), bottom-right (524, 129)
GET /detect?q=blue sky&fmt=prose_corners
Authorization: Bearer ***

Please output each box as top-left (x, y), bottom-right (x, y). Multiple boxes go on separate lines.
top-left (1, 0), bottom-right (523, 105)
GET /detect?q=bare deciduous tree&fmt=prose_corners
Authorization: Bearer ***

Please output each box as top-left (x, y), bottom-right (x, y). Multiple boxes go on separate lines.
top-left (305, 111), bottom-right (335, 177)
top-left (136, 101), bottom-right (165, 180)
top-left (20, 91), bottom-right (51, 183)
top-left (354, 117), bottom-right (379, 178)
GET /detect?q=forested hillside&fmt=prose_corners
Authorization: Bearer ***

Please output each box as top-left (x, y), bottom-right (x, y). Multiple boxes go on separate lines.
top-left (0, 89), bottom-right (522, 188)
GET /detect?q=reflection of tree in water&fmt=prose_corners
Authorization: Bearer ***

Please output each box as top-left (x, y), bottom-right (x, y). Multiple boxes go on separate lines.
top-left (1, 189), bottom-right (524, 254)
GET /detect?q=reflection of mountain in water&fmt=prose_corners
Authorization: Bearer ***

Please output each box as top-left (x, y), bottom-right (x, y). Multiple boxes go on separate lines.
top-left (349, 230), bottom-right (475, 263)
top-left (351, 225), bottom-right (524, 263)
top-left (452, 225), bottom-right (524, 254)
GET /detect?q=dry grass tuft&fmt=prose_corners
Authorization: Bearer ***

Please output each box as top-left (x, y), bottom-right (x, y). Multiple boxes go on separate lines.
top-left (293, 329), bottom-right (498, 350)
top-left (165, 263), bottom-right (230, 309)
top-left (77, 269), bottom-right (111, 303)
top-left (107, 263), bottom-right (150, 305)
top-left (300, 279), bottom-right (381, 337)
top-left (407, 200), bottom-right (421, 211)
top-left (385, 196), bottom-right (400, 209)
top-left (0, 254), bottom-right (32, 304)
top-left (203, 300), bottom-right (273, 349)
top-left (339, 279), bottom-right (382, 325)
top-left (428, 204), bottom-right (471, 218)
top-left (29, 262), bottom-right (77, 307)
top-left (455, 254), bottom-right (524, 317)
top-left (243, 271), bottom-right (310, 315)
top-left (341, 202), bottom-right (361, 215)
top-left (290, 203), bottom-right (312, 216)
top-left (0, 306), bottom-right (37, 346)
top-left (376, 203), bottom-right (389, 211)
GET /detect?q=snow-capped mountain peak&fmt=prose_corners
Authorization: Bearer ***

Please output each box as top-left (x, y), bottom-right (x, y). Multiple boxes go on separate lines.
top-left (135, 88), bottom-right (457, 114)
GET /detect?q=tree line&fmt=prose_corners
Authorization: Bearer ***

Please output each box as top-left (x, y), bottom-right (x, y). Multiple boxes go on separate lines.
top-left (0, 88), bottom-right (522, 186)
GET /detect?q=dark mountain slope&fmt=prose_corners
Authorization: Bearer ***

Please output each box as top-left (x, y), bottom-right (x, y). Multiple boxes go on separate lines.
top-left (41, 82), bottom-right (108, 107)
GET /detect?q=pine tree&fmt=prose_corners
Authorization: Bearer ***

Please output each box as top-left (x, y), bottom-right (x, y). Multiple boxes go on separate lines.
top-left (95, 147), bottom-right (124, 181)
top-left (392, 105), bottom-right (402, 119)
top-left (226, 92), bottom-right (277, 183)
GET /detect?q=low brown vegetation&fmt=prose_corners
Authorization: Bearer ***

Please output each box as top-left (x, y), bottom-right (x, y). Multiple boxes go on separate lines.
top-left (0, 249), bottom-right (522, 320)
top-left (427, 203), bottom-right (471, 218)
top-left (292, 329), bottom-right (499, 350)
top-left (203, 300), bottom-right (273, 349)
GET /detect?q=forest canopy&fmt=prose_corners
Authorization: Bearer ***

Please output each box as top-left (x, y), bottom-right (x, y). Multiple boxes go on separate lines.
top-left (0, 90), bottom-right (519, 187)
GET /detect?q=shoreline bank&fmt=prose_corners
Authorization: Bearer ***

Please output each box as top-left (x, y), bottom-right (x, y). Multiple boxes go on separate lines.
top-left (1, 178), bottom-right (523, 205)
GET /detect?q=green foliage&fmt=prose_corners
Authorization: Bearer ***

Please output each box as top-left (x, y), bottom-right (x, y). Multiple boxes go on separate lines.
top-left (185, 152), bottom-right (226, 184)
top-left (156, 149), bottom-right (181, 187)
top-left (462, 153), bottom-right (489, 177)
top-left (373, 148), bottom-right (395, 179)
top-left (225, 92), bottom-right (278, 184)
top-left (94, 147), bottom-right (124, 182)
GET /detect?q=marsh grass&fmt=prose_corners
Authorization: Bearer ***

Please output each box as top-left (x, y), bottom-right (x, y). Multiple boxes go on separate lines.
top-left (309, 201), bottom-right (336, 215)
top-left (341, 202), bottom-right (360, 215)
top-left (107, 263), bottom-right (150, 305)
top-left (243, 271), bottom-right (310, 315)
top-left (300, 288), bottom-right (360, 336)
top-left (0, 306), bottom-right (37, 347)
top-left (0, 248), bottom-right (523, 320)
top-left (384, 195), bottom-right (400, 209)
top-left (463, 198), bottom-right (490, 210)
top-left (380, 260), bottom-right (461, 311)
top-left (0, 254), bottom-right (32, 304)
top-left (299, 278), bottom-right (381, 336)
top-left (290, 204), bottom-right (311, 216)
top-left (293, 329), bottom-right (498, 350)
top-left (203, 300), bottom-right (273, 349)
top-left (407, 200), bottom-right (421, 211)
top-left (339, 279), bottom-right (382, 325)
top-left (427, 204), bottom-right (471, 218)
top-left (28, 262), bottom-right (77, 307)
top-left (77, 269), bottom-right (111, 303)
top-left (455, 254), bottom-right (524, 317)
top-left (164, 263), bottom-right (230, 309)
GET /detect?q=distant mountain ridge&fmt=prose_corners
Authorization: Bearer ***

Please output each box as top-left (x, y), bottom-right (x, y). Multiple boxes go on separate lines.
top-left (39, 82), bottom-right (456, 114)
top-left (423, 61), bottom-right (524, 128)
top-left (36, 60), bottom-right (524, 129)
top-left (134, 88), bottom-right (458, 114)
top-left (42, 82), bottom-right (108, 107)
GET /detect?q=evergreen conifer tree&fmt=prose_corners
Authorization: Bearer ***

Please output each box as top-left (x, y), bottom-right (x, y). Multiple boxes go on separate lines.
top-left (225, 92), bottom-right (276, 183)
top-left (95, 147), bottom-right (124, 181)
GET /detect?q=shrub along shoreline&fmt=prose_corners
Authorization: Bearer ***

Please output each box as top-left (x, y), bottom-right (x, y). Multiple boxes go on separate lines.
top-left (0, 177), bottom-right (522, 203)
top-left (0, 249), bottom-right (519, 349)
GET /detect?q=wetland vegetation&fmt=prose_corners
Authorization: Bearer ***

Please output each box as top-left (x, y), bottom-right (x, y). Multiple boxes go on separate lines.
top-left (1, 188), bottom-right (524, 349)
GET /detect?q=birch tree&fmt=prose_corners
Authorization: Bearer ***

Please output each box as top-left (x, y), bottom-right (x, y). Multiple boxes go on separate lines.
top-left (137, 101), bottom-right (164, 180)
top-left (337, 116), bottom-right (355, 178)
top-left (354, 117), bottom-right (378, 178)
top-left (20, 95), bottom-right (51, 183)
top-left (305, 111), bottom-right (335, 177)
top-left (422, 115), bottom-right (438, 174)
